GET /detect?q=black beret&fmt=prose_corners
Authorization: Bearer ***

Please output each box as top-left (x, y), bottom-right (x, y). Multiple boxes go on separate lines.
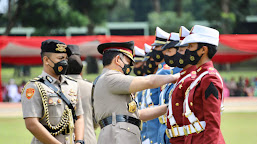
top-left (41, 39), bottom-right (71, 56)
top-left (67, 45), bottom-right (80, 55)
top-left (97, 41), bottom-right (135, 63)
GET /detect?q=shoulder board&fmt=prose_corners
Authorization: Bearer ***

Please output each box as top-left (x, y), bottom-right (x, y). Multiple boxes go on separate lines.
top-left (29, 76), bottom-right (42, 82)
top-left (65, 76), bottom-right (77, 82)
top-left (208, 67), bottom-right (216, 75)
top-left (191, 71), bottom-right (197, 79)
top-left (163, 64), bottom-right (170, 70)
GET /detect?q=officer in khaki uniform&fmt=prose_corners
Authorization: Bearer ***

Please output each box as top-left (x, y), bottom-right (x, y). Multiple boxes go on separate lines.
top-left (21, 40), bottom-right (84, 144)
top-left (93, 41), bottom-right (180, 144)
top-left (66, 45), bottom-right (97, 144)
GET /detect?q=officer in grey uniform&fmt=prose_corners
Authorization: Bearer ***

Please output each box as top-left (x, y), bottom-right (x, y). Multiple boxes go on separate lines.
top-left (21, 39), bottom-right (84, 144)
top-left (93, 41), bottom-right (179, 144)
top-left (66, 45), bottom-right (97, 144)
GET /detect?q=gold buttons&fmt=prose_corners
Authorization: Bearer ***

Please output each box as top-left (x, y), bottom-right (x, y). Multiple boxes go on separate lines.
top-left (175, 103), bottom-right (179, 106)
top-left (151, 140), bottom-right (153, 143)
top-left (150, 93), bottom-right (152, 96)
top-left (182, 113), bottom-right (185, 116)
top-left (127, 127), bottom-right (130, 130)
top-left (190, 102), bottom-right (193, 106)
top-left (143, 135), bottom-right (146, 138)
top-left (65, 137), bottom-right (69, 140)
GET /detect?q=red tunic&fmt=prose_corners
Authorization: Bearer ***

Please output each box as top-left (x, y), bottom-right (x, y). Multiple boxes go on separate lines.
top-left (183, 61), bottom-right (225, 144)
top-left (166, 65), bottom-right (196, 144)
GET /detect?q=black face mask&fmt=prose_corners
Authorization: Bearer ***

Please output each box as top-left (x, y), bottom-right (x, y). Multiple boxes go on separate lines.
top-left (120, 58), bottom-right (132, 75)
top-left (48, 58), bottom-right (68, 75)
top-left (164, 53), bottom-right (179, 67)
top-left (176, 52), bottom-right (190, 68)
top-left (151, 49), bottom-right (164, 62)
top-left (185, 48), bottom-right (203, 65)
top-left (144, 60), bottom-right (157, 75)
top-left (133, 65), bottom-right (144, 76)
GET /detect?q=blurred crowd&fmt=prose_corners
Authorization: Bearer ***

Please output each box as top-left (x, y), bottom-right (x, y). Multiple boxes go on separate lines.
top-left (223, 76), bottom-right (257, 97)
top-left (1, 79), bottom-right (26, 102)
top-left (1, 76), bottom-right (257, 102)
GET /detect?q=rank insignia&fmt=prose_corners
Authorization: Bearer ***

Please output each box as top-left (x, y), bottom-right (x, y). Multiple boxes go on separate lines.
top-left (69, 89), bottom-right (76, 96)
top-left (197, 67), bottom-right (202, 72)
top-left (191, 71), bottom-right (196, 78)
top-left (163, 64), bottom-right (170, 70)
top-left (208, 67), bottom-right (216, 75)
top-left (56, 44), bottom-right (67, 52)
top-left (179, 84), bottom-right (183, 89)
top-left (128, 101), bottom-right (137, 113)
top-left (46, 76), bottom-right (53, 83)
top-left (26, 88), bottom-right (35, 100)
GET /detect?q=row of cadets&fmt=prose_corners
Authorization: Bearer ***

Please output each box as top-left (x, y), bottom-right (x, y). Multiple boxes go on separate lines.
top-left (156, 31), bottom-right (182, 144)
top-left (165, 26), bottom-right (197, 144)
top-left (180, 25), bottom-right (225, 144)
top-left (142, 27), bottom-right (170, 144)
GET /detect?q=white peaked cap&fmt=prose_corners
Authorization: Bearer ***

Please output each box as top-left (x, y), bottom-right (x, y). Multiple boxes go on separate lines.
top-left (179, 26), bottom-right (190, 41)
top-left (168, 32), bottom-right (180, 41)
top-left (134, 46), bottom-right (145, 57)
top-left (181, 25), bottom-right (219, 46)
top-left (144, 43), bottom-right (152, 54)
top-left (151, 27), bottom-right (170, 46)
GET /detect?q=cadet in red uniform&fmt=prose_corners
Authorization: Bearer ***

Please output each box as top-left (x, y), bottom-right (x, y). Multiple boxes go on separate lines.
top-left (180, 25), bottom-right (225, 144)
top-left (165, 26), bottom-right (197, 144)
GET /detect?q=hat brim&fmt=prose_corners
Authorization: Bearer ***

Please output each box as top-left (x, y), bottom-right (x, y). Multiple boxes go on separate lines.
top-left (151, 42), bottom-right (165, 46)
top-left (181, 34), bottom-right (219, 46)
top-left (174, 42), bottom-right (189, 48)
top-left (162, 41), bottom-right (179, 50)
top-left (134, 56), bottom-right (145, 63)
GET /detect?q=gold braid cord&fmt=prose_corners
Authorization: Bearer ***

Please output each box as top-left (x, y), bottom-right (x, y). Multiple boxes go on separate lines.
top-left (35, 81), bottom-right (70, 136)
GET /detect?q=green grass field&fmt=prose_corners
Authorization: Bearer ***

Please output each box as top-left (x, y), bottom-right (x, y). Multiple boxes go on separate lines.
top-left (0, 113), bottom-right (257, 144)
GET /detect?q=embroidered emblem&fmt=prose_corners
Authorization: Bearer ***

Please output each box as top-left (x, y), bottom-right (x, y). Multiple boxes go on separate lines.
top-left (58, 66), bottom-right (63, 72)
top-left (56, 44), bottom-right (67, 52)
top-left (26, 88), bottom-right (35, 99)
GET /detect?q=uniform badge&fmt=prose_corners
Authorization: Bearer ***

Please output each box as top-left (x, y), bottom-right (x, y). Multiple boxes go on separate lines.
top-left (179, 58), bottom-right (184, 64)
top-left (191, 71), bottom-right (196, 78)
top-left (26, 88), bottom-right (35, 99)
top-left (163, 64), bottom-right (170, 70)
top-left (197, 67), bottom-right (202, 72)
top-left (156, 54), bottom-right (160, 59)
top-left (179, 84), bottom-right (183, 89)
top-left (58, 66), bottom-right (63, 72)
top-left (208, 67), bottom-right (216, 75)
top-left (57, 99), bottom-right (62, 104)
top-left (128, 101), bottom-right (137, 113)
top-left (49, 98), bottom-right (53, 104)
top-left (69, 89), bottom-right (76, 96)
top-left (56, 44), bottom-right (67, 52)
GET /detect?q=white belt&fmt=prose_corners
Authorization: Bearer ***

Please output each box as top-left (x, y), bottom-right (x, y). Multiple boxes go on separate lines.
top-left (166, 121), bottom-right (206, 138)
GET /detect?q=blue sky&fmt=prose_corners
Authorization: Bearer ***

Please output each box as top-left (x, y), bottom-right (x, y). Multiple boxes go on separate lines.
top-left (0, 0), bottom-right (8, 14)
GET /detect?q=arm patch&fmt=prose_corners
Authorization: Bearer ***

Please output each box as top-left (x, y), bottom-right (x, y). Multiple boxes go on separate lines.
top-left (205, 82), bottom-right (219, 100)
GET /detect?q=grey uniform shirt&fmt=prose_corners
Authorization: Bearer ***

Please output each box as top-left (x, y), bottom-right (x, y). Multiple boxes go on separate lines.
top-left (21, 71), bottom-right (83, 144)
top-left (68, 75), bottom-right (97, 144)
top-left (94, 68), bottom-right (138, 122)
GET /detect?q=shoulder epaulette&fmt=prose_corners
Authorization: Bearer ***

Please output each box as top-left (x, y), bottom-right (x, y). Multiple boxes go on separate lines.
top-left (29, 76), bottom-right (42, 82)
top-left (65, 76), bottom-right (77, 82)
top-left (208, 67), bottom-right (216, 75)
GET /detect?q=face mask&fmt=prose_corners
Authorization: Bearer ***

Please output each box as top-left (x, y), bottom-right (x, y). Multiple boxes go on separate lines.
top-left (164, 53), bottom-right (180, 67)
top-left (176, 52), bottom-right (190, 68)
top-left (119, 58), bottom-right (132, 75)
top-left (151, 49), bottom-right (164, 62)
top-left (185, 48), bottom-right (203, 65)
top-left (48, 58), bottom-right (68, 75)
top-left (144, 60), bottom-right (157, 75)
top-left (133, 66), bottom-right (144, 76)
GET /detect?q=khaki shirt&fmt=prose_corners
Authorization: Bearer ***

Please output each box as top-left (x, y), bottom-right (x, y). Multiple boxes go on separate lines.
top-left (68, 75), bottom-right (97, 144)
top-left (21, 71), bottom-right (83, 144)
top-left (94, 68), bottom-right (138, 121)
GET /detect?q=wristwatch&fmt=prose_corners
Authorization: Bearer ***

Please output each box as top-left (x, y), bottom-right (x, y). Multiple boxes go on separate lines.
top-left (75, 140), bottom-right (85, 144)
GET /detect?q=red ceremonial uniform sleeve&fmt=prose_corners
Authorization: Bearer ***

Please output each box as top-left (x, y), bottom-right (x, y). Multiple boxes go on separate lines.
top-left (201, 74), bottom-right (223, 144)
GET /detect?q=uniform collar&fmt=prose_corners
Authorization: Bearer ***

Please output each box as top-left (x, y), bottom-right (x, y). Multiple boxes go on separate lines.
top-left (196, 61), bottom-right (214, 74)
top-left (41, 71), bottom-right (68, 85)
top-left (180, 65), bottom-right (197, 77)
